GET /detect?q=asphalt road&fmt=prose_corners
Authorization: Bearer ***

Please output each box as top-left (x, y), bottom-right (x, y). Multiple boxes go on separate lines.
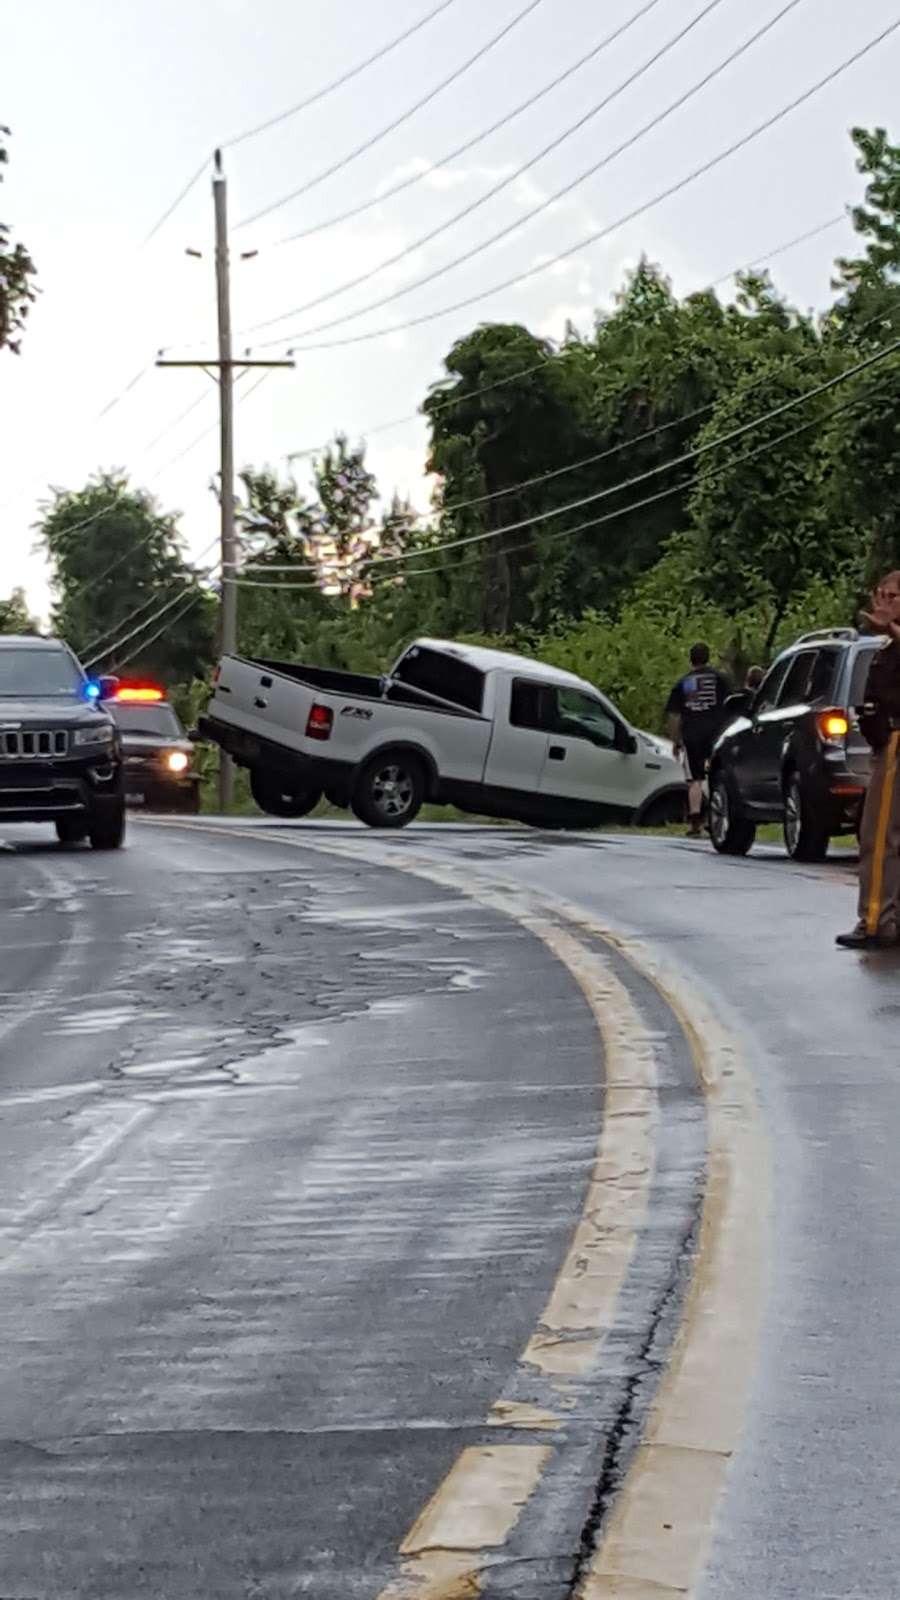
top-left (2, 816), bottom-right (898, 1598)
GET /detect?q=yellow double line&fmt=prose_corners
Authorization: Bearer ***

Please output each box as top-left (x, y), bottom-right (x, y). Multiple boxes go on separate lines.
top-left (143, 821), bottom-right (769, 1597)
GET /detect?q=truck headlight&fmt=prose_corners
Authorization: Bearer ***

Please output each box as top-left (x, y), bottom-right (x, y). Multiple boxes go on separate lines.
top-left (167, 751), bottom-right (189, 773)
top-left (74, 723), bottom-right (115, 747)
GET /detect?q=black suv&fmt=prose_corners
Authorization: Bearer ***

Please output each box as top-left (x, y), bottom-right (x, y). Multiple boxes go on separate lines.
top-left (0, 636), bottom-right (125, 848)
top-left (708, 628), bottom-right (879, 860)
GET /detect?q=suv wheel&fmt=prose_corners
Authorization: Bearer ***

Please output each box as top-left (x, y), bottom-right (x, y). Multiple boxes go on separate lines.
top-left (56, 817), bottom-right (87, 846)
top-left (709, 773), bottom-right (756, 856)
top-left (88, 795), bottom-right (126, 851)
top-left (783, 772), bottom-right (829, 862)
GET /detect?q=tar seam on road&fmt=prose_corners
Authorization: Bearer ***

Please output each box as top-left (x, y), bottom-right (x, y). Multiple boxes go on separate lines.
top-left (142, 819), bottom-right (770, 1598)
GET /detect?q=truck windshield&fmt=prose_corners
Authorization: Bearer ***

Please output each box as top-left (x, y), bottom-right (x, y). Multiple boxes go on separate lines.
top-left (0, 648), bottom-right (84, 697)
top-left (110, 704), bottom-right (182, 738)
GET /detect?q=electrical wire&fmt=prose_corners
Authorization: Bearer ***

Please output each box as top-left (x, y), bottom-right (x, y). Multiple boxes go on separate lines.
top-left (355, 336), bottom-right (900, 570)
top-left (84, 579), bottom-right (213, 669)
top-left (238, 0), bottom-right (545, 230)
top-left (274, 0), bottom-right (665, 248)
top-left (269, 18), bottom-right (900, 353)
top-left (366, 382), bottom-right (892, 586)
top-left (111, 587), bottom-right (210, 674)
top-left (244, 0), bottom-right (736, 332)
top-left (95, 365), bottom-right (151, 422)
top-left (225, 0), bottom-right (463, 151)
top-left (711, 213), bottom-right (846, 287)
top-left (240, 338), bottom-right (900, 589)
top-left (140, 1), bottom-right (465, 247)
top-left (80, 536), bottom-right (221, 661)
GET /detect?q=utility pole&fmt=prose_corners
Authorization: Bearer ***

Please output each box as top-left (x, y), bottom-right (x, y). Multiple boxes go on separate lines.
top-left (157, 149), bottom-right (294, 811)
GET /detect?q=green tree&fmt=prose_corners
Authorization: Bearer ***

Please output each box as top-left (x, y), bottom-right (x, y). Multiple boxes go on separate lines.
top-left (0, 128), bottom-right (37, 354)
top-left (37, 472), bottom-right (215, 681)
top-left (688, 355), bottom-right (841, 649)
top-left (0, 586), bottom-right (38, 634)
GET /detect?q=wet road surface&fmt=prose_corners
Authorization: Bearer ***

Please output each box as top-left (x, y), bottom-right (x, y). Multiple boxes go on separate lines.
top-left (2, 816), bottom-right (898, 1597)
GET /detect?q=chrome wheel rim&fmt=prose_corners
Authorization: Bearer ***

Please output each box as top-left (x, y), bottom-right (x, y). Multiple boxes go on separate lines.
top-left (709, 781), bottom-right (729, 845)
top-left (784, 782), bottom-right (801, 854)
top-left (371, 764), bottom-right (414, 819)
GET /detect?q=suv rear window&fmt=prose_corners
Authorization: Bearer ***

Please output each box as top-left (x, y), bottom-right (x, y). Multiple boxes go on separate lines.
top-left (849, 644), bottom-right (882, 707)
top-left (393, 647), bottom-right (484, 713)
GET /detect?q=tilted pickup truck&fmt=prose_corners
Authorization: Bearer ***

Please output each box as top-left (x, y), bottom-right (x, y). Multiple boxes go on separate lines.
top-left (198, 638), bottom-right (685, 829)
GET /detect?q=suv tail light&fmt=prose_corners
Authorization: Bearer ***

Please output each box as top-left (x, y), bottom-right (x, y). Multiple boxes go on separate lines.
top-left (816, 708), bottom-right (849, 743)
top-left (306, 703), bottom-right (333, 741)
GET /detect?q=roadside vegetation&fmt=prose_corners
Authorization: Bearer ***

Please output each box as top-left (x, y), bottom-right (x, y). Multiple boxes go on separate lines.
top-left (8, 127), bottom-right (900, 812)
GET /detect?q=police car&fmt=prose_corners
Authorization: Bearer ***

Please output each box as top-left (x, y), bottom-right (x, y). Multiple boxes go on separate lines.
top-left (108, 684), bottom-right (201, 813)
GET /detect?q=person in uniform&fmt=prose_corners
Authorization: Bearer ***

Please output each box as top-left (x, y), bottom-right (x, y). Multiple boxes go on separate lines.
top-left (666, 643), bottom-right (731, 838)
top-left (837, 571), bottom-right (900, 949)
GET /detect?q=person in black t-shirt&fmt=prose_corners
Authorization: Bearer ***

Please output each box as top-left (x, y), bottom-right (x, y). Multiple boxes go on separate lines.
top-left (666, 643), bottom-right (731, 837)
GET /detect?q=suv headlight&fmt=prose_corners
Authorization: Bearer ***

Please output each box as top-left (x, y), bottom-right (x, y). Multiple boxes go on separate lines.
top-left (74, 723), bottom-right (116, 747)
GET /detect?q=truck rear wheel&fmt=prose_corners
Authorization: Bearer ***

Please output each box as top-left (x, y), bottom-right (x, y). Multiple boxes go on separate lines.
top-left (249, 769), bottom-right (322, 819)
top-left (351, 753), bottom-right (424, 829)
top-left (88, 796), bottom-right (126, 851)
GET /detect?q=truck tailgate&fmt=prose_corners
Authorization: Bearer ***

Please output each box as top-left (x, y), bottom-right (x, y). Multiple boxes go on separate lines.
top-left (211, 656), bottom-right (318, 754)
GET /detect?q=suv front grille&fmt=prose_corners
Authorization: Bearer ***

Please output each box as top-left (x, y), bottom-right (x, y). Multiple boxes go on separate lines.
top-left (0, 728), bottom-right (68, 759)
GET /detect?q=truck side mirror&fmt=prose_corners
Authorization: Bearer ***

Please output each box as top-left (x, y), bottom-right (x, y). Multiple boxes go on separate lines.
top-left (617, 725), bottom-right (639, 755)
top-left (97, 675), bottom-right (119, 701)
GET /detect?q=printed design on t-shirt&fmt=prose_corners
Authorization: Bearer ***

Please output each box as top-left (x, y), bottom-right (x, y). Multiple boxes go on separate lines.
top-left (680, 671), bottom-right (720, 715)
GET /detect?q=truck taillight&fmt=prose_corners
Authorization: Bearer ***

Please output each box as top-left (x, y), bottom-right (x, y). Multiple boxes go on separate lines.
top-left (212, 665), bottom-right (220, 686)
top-left (306, 704), bottom-right (333, 741)
top-left (816, 708), bottom-right (849, 743)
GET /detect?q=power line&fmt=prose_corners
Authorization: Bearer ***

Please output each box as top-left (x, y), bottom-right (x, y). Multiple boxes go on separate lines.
top-left (80, 536), bottom-right (221, 662)
top-left (711, 213), bottom-right (846, 287)
top-left (95, 365), bottom-right (151, 422)
top-left (111, 587), bottom-right (210, 675)
top-left (226, 0), bottom-right (463, 151)
top-left (244, 0), bottom-right (735, 333)
top-left (270, 17), bottom-right (900, 353)
top-left (240, 338), bottom-right (900, 588)
top-left (273, 0), bottom-right (665, 249)
top-left (144, 154), bottom-right (212, 245)
top-left (238, 0), bottom-right (545, 231)
top-left (366, 382), bottom-right (893, 586)
top-left (140, 1), bottom-right (465, 247)
top-left (355, 336), bottom-right (900, 570)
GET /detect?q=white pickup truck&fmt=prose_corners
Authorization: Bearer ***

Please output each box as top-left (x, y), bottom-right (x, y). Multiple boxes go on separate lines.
top-left (197, 638), bottom-right (684, 829)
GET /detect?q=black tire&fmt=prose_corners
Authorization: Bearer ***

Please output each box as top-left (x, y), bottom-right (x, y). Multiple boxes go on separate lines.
top-left (640, 791), bottom-right (687, 828)
top-left (709, 772), bottom-right (756, 856)
top-left (56, 816), bottom-right (88, 846)
top-left (351, 752), bottom-right (425, 829)
top-left (783, 772), bottom-right (829, 862)
top-left (88, 796), bottom-right (126, 851)
top-left (249, 768), bottom-right (322, 819)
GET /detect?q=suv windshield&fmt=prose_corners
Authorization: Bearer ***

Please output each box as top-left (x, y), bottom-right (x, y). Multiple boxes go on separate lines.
top-left (0, 647), bottom-right (83, 697)
top-left (110, 704), bottom-right (182, 738)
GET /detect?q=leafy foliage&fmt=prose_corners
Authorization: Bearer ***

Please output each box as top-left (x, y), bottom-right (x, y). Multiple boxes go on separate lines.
top-left (36, 472), bottom-right (216, 682)
top-left (0, 128), bottom-right (37, 355)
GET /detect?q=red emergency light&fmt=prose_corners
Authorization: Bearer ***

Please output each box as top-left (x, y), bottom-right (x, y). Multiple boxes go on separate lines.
top-left (115, 683), bottom-right (165, 703)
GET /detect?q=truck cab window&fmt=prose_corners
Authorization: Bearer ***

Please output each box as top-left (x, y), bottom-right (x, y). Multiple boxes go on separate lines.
top-left (555, 688), bottom-right (617, 748)
top-left (393, 647), bottom-right (485, 712)
top-left (510, 679), bottom-right (556, 731)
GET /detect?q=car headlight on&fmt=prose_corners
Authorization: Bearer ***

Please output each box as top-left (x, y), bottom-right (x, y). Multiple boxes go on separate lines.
top-left (167, 750), bottom-right (189, 773)
top-left (74, 723), bottom-right (115, 747)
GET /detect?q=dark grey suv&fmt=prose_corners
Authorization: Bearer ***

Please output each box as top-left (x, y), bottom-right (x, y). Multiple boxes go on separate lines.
top-left (707, 628), bottom-right (879, 860)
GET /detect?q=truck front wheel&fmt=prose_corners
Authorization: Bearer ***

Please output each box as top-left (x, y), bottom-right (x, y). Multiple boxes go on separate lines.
top-left (351, 753), bottom-right (425, 829)
top-left (249, 769), bottom-right (322, 818)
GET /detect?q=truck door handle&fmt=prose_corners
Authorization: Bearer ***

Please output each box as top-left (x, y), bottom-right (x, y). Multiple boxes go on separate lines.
top-left (254, 696), bottom-right (268, 710)
top-left (260, 675), bottom-right (273, 688)
top-left (548, 745), bottom-right (566, 761)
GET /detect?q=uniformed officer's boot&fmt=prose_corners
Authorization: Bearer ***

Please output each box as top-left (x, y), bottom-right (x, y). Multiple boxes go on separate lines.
top-left (836, 922), bottom-right (899, 949)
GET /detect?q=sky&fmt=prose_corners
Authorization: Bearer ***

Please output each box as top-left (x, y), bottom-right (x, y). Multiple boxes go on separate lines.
top-left (2, 0), bottom-right (899, 621)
